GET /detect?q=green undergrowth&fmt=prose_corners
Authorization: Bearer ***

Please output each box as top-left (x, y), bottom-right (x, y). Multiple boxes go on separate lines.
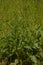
top-left (0, 0), bottom-right (43, 65)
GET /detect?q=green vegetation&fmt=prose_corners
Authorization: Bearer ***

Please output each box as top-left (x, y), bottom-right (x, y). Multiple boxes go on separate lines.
top-left (0, 0), bottom-right (43, 65)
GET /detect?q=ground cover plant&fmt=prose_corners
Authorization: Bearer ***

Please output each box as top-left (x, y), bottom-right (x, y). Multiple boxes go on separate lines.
top-left (0, 0), bottom-right (43, 65)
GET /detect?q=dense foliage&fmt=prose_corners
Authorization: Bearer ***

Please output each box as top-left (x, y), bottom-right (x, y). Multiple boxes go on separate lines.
top-left (0, 0), bottom-right (43, 65)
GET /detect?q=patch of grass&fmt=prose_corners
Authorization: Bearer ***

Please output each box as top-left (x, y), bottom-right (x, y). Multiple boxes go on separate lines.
top-left (0, 0), bottom-right (43, 65)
